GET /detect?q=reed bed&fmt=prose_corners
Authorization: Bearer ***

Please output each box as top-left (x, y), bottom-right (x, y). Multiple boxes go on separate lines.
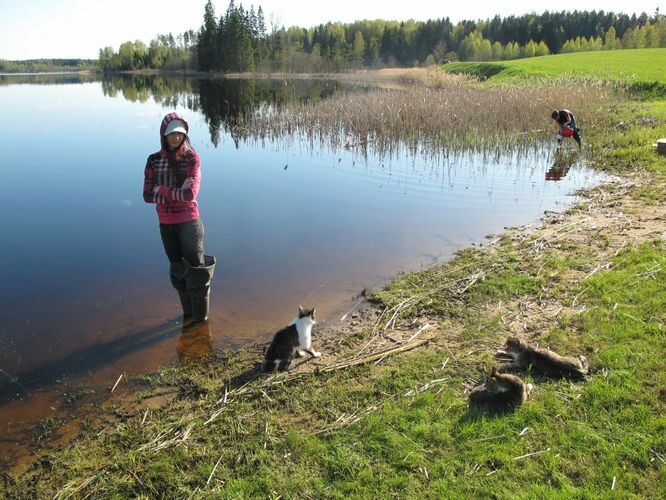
top-left (239, 76), bottom-right (615, 158)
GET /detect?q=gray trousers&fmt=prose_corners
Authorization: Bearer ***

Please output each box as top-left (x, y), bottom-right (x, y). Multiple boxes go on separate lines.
top-left (159, 218), bottom-right (204, 267)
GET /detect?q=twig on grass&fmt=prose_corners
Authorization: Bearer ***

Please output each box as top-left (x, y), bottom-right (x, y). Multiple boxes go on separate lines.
top-left (583, 262), bottom-right (612, 280)
top-left (207, 456), bottom-right (223, 486)
top-left (470, 434), bottom-right (506, 443)
top-left (513, 448), bottom-right (551, 461)
top-left (321, 338), bottom-right (430, 372)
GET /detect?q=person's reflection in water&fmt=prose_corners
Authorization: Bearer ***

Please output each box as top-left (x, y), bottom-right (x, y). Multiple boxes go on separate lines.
top-left (177, 322), bottom-right (213, 364)
top-left (545, 163), bottom-right (571, 181)
top-left (545, 150), bottom-right (579, 181)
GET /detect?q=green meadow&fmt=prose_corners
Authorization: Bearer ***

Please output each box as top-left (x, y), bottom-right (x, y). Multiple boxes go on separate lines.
top-left (5, 52), bottom-right (666, 498)
top-left (445, 48), bottom-right (666, 90)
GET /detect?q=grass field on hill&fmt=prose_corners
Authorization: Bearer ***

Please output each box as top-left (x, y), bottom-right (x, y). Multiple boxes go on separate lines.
top-left (444, 48), bottom-right (666, 88)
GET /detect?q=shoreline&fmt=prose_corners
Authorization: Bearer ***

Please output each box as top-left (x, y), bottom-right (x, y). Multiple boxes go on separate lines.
top-left (5, 159), bottom-right (661, 475)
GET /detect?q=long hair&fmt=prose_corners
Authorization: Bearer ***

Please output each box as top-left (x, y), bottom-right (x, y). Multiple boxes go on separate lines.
top-left (167, 136), bottom-right (196, 162)
top-left (160, 112), bottom-right (196, 161)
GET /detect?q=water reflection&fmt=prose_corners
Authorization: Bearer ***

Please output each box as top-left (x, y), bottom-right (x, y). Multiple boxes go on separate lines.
top-left (546, 149), bottom-right (580, 181)
top-left (0, 72), bottom-right (99, 86)
top-left (99, 74), bottom-right (346, 147)
top-left (100, 74), bottom-right (195, 106)
top-left (177, 322), bottom-right (213, 365)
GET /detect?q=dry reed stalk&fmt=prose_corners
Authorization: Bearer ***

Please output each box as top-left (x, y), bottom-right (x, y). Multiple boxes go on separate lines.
top-left (53, 474), bottom-right (99, 500)
top-left (373, 265), bottom-right (494, 332)
top-left (242, 78), bottom-right (611, 157)
top-left (137, 423), bottom-right (195, 453)
top-left (339, 297), bottom-right (365, 321)
top-left (207, 456), bottom-right (223, 486)
top-left (110, 374), bottom-right (123, 392)
top-left (513, 448), bottom-right (551, 461)
top-left (314, 373), bottom-right (449, 435)
top-left (320, 337), bottom-right (430, 372)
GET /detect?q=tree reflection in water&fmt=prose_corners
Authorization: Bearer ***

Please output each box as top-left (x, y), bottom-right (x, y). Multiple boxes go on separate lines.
top-left (98, 74), bottom-right (345, 147)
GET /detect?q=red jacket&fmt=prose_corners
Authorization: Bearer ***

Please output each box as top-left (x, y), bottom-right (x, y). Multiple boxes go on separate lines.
top-left (143, 112), bottom-right (201, 224)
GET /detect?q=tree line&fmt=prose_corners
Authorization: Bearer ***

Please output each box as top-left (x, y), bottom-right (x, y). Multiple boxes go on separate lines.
top-left (98, 32), bottom-right (197, 72)
top-left (0, 59), bottom-right (96, 73)
top-left (97, 2), bottom-right (665, 73)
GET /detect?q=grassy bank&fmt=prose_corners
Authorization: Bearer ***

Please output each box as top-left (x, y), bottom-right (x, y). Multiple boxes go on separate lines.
top-left (4, 64), bottom-right (666, 498)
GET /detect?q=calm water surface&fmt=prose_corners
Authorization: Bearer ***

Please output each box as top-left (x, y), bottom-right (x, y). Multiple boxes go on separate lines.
top-left (0, 74), bottom-right (606, 460)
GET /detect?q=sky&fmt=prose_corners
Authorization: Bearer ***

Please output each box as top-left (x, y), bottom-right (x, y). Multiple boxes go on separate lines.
top-left (0, 0), bottom-right (661, 60)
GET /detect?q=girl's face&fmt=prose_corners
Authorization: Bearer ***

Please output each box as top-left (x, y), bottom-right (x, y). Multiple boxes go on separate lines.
top-left (166, 132), bottom-right (185, 150)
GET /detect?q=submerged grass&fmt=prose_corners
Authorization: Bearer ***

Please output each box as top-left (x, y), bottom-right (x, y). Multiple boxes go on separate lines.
top-left (5, 66), bottom-right (666, 497)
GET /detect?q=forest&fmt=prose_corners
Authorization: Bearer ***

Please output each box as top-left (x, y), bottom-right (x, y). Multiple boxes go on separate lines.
top-left (98, 3), bottom-right (666, 72)
top-left (0, 58), bottom-right (96, 73)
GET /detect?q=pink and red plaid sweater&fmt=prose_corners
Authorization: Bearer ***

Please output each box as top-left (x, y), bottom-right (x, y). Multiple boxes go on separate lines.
top-left (143, 112), bottom-right (201, 224)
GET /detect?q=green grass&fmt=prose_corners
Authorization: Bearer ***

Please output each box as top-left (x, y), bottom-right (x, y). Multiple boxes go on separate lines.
top-left (8, 235), bottom-right (664, 498)
top-left (586, 99), bottom-right (666, 181)
top-left (445, 48), bottom-right (666, 92)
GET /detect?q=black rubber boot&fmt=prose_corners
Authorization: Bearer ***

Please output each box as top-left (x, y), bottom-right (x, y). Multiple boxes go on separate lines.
top-left (185, 255), bottom-right (216, 325)
top-left (169, 261), bottom-right (192, 320)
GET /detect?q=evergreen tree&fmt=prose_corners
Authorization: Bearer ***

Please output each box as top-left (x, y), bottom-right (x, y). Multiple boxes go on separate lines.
top-left (197, 0), bottom-right (218, 71)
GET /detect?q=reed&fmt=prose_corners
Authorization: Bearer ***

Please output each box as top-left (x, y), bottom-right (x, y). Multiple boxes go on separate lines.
top-left (240, 75), bottom-right (614, 157)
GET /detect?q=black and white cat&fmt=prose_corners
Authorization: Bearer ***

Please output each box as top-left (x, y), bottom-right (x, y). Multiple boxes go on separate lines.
top-left (262, 306), bottom-right (321, 372)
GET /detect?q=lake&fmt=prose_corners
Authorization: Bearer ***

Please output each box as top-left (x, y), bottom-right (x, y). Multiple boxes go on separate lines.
top-left (0, 73), bottom-right (606, 461)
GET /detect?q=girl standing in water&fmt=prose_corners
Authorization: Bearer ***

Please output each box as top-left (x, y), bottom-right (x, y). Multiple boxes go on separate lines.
top-left (143, 112), bottom-right (215, 326)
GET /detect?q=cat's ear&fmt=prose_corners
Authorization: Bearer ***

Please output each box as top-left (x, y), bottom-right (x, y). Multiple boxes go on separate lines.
top-left (298, 305), bottom-right (305, 315)
top-left (311, 307), bottom-right (316, 318)
top-left (490, 366), bottom-right (498, 376)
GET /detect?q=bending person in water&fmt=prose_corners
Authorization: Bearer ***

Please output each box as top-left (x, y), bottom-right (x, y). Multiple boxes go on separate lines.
top-left (551, 109), bottom-right (582, 147)
top-left (143, 112), bottom-right (215, 327)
